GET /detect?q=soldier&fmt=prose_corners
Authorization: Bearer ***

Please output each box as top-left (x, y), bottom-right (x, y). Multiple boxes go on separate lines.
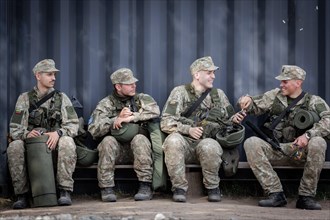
top-left (7, 59), bottom-right (79, 209)
top-left (161, 56), bottom-right (243, 202)
top-left (88, 68), bottom-right (160, 202)
top-left (237, 65), bottom-right (329, 210)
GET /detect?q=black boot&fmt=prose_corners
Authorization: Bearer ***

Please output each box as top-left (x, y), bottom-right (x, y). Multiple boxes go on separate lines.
top-left (134, 182), bottom-right (153, 201)
top-left (173, 188), bottom-right (186, 203)
top-left (258, 192), bottom-right (287, 207)
top-left (101, 187), bottom-right (117, 202)
top-left (13, 194), bottom-right (28, 209)
top-left (208, 187), bottom-right (221, 202)
top-left (296, 196), bottom-right (322, 210)
top-left (58, 189), bottom-right (72, 206)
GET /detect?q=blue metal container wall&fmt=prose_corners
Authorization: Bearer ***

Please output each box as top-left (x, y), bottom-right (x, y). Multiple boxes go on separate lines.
top-left (1, 0), bottom-right (329, 191)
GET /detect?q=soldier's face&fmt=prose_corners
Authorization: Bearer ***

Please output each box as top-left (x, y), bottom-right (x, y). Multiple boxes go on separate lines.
top-left (195, 70), bottom-right (215, 89)
top-left (280, 80), bottom-right (301, 96)
top-left (116, 83), bottom-right (136, 97)
top-left (36, 72), bottom-right (56, 89)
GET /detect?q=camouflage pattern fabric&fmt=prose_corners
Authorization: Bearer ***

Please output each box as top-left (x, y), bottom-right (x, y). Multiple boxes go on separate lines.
top-left (7, 87), bottom-right (79, 194)
top-left (88, 93), bottom-right (160, 188)
top-left (243, 88), bottom-right (329, 196)
top-left (161, 85), bottom-right (234, 191)
top-left (97, 135), bottom-right (152, 188)
top-left (244, 136), bottom-right (326, 196)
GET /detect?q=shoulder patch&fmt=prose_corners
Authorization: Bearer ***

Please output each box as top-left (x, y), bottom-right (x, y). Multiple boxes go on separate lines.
top-left (11, 109), bottom-right (24, 124)
top-left (164, 101), bottom-right (178, 115)
top-left (88, 116), bottom-right (94, 125)
top-left (315, 103), bottom-right (327, 114)
top-left (66, 106), bottom-right (77, 120)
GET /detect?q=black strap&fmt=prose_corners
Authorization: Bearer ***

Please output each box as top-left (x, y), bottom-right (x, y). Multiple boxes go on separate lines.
top-left (182, 88), bottom-right (211, 118)
top-left (270, 91), bottom-right (306, 129)
top-left (28, 90), bottom-right (58, 113)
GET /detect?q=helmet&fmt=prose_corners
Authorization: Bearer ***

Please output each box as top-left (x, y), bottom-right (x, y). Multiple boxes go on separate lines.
top-left (111, 123), bottom-right (140, 142)
top-left (216, 124), bottom-right (245, 149)
top-left (76, 145), bottom-right (98, 167)
top-left (294, 110), bottom-right (320, 130)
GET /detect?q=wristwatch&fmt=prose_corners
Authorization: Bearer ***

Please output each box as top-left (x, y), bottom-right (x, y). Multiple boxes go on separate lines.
top-left (57, 130), bottom-right (63, 137)
top-left (305, 132), bottom-right (311, 141)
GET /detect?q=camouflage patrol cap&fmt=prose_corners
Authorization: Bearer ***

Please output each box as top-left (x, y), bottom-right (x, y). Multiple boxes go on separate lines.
top-left (275, 65), bottom-right (306, 81)
top-left (32, 59), bottom-right (59, 74)
top-left (110, 68), bottom-right (139, 85)
top-left (190, 56), bottom-right (219, 74)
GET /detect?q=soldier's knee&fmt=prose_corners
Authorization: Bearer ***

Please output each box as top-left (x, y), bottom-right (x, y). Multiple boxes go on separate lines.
top-left (243, 136), bottom-right (259, 152)
top-left (308, 136), bottom-right (327, 152)
top-left (98, 136), bottom-right (117, 151)
top-left (198, 138), bottom-right (221, 153)
top-left (58, 136), bottom-right (76, 151)
top-left (163, 133), bottom-right (184, 152)
top-left (7, 140), bottom-right (25, 156)
top-left (132, 134), bottom-right (149, 143)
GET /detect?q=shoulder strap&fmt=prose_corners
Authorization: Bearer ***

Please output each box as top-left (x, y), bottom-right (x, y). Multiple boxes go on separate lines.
top-left (28, 90), bottom-right (58, 113)
top-left (210, 88), bottom-right (220, 105)
top-left (270, 91), bottom-right (306, 129)
top-left (182, 86), bottom-right (211, 118)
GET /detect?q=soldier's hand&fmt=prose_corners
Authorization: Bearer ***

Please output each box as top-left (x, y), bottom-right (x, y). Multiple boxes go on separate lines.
top-left (232, 111), bottom-right (246, 124)
top-left (189, 127), bottom-right (203, 140)
top-left (119, 107), bottom-right (133, 118)
top-left (27, 129), bottom-right (42, 138)
top-left (293, 134), bottom-right (308, 149)
top-left (45, 131), bottom-right (59, 150)
top-left (113, 115), bottom-right (135, 129)
top-left (239, 96), bottom-right (252, 110)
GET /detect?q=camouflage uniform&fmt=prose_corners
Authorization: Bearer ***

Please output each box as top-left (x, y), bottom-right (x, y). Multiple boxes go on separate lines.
top-left (88, 68), bottom-right (160, 189)
top-left (8, 87), bottom-right (79, 194)
top-left (161, 57), bottom-right (235, 192)
top-left (243, 65), bottom-right (329, 197)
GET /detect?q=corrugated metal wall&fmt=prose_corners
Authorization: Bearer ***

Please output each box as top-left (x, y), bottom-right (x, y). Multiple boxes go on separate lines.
top-left (1, 0), bottom-right (329, 192)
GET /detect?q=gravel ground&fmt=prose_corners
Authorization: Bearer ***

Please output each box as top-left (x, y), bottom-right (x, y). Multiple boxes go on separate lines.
top-left (1, 193), bottom-right (329, 220)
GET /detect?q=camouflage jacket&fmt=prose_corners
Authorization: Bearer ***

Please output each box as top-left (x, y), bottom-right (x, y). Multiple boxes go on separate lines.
top-left (9, 87), bottom-right (79, 140)
top-left (88, 92), bottom-right (160, 139)
top-left (246, 88), bottom-right (330, 140)
top-left (161, 84), bottom-right (235, 135)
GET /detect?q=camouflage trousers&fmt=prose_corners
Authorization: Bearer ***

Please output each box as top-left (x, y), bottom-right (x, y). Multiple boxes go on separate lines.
top-left (97, 134), bottom-right (153, 188)
top-left (7, 136), bottom-right (77, 195)
top-left (244, 136), bottom-right (326, 197)
top-left (162, 132), bottom-right (223, 192)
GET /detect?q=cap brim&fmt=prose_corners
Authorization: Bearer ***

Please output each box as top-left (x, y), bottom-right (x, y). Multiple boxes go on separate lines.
top-left (275, 75), bottom-right (291, 81)
top-left (206, 65), bottom-right (219, 71)
top-left (121, 77), bottom-right (139, 84)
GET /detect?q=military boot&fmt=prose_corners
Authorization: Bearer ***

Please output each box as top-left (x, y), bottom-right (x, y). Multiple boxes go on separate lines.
top-left (173, 188), bottom-right (186, 203)
top-left (208, 187), bottom-right (221, 202)
top-left (258, 192), bottom-right (287, 207)
top-left (134, 182), bottom-right (153, 201)
top-left (101, 187), bottom-right (116, 202)
top-left (296, 196), bottom-right (321, 210)
top-left (13, 194), bottom-right (28, 209)
top-left (58, 189), bottom-right (72, 206)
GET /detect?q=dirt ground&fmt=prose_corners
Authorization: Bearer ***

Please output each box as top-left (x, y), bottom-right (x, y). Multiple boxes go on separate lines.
top-left (0, 193), bottom-right (329, 220)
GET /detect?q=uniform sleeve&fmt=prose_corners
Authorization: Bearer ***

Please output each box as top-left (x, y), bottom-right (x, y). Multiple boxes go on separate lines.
top-left (246, 88), bottom-right (280, 116)
top-left (60, 93), bottom-right (79, 137)
top-left (132, 93), bottom-right (160, 122)
top-left (88, 97), bottom-right (116, 138)
top-left (9, 93), bottom-right (30, 140)
top-left (306, 96), bottom-right (330, 138)
top-left (160, 87), bottom-right (191, 135)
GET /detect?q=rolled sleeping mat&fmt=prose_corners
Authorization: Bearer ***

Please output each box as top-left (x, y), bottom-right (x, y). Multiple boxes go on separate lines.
top-left (294, 110), bottom-right (320, 130)
top-left (25, 135), bottom-right (57, 207)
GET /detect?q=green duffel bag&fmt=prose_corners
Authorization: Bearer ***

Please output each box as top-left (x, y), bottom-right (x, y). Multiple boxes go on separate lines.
top-left (25, 135), bottom-right (57, 207)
